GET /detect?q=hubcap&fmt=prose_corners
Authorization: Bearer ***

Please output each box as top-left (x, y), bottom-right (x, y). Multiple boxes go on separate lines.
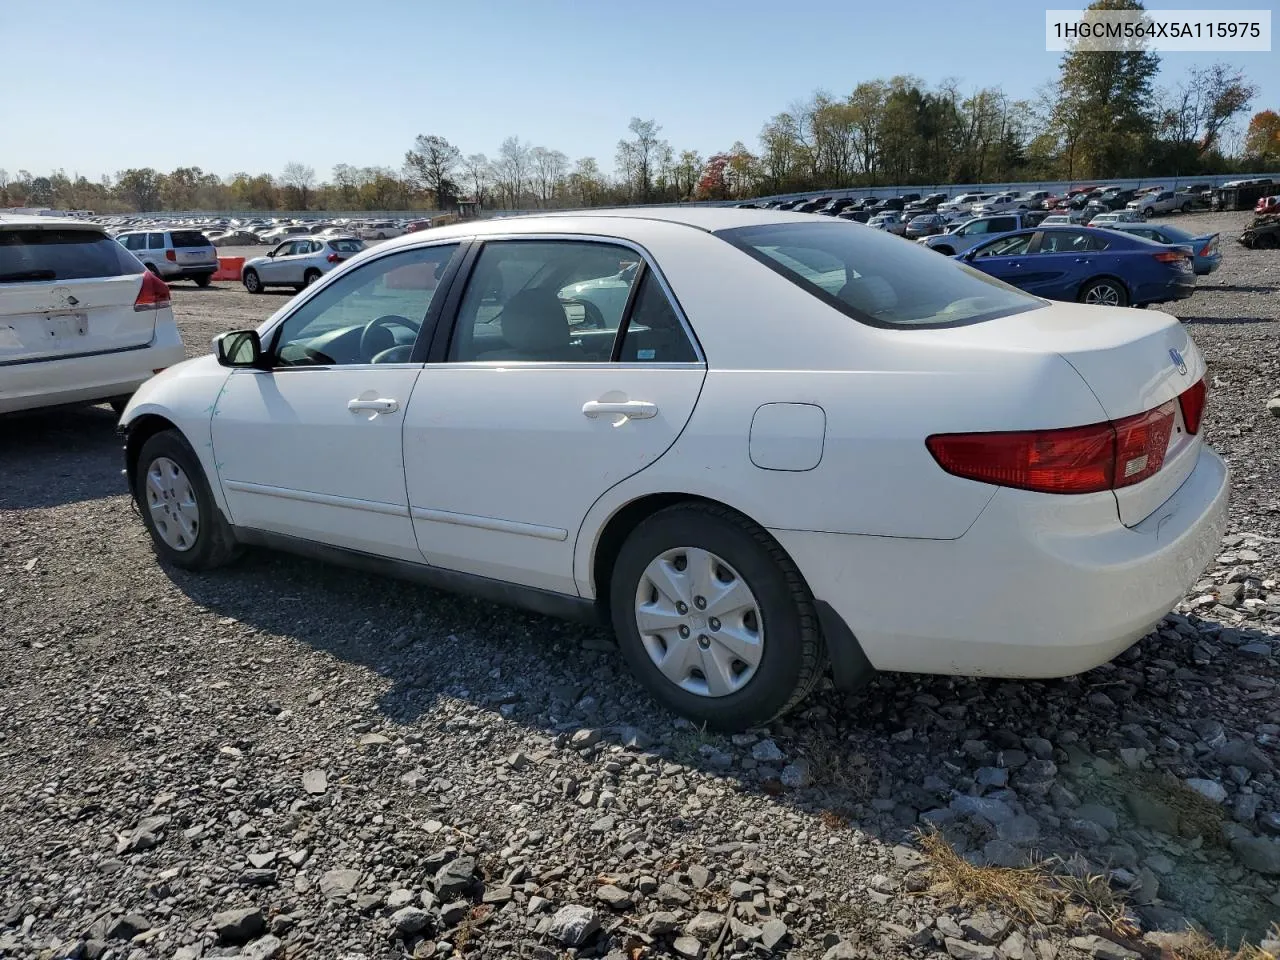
top-left (634, 547), bottom-right (764, 698)
top-left (145, 456), bottom-right (200, 551)
top-left (1085, 283), bottom-right (1120, 306)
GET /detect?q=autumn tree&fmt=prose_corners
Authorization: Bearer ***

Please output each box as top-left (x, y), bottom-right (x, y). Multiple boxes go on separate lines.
top-left (616, 117), bottom-right (669, 202)
top-left (403, 135), bottom-right (461, 207)
top-left (280, 162), bottom-right (316, 209)
top-left (1243, 110), bottom-right (1280, 166)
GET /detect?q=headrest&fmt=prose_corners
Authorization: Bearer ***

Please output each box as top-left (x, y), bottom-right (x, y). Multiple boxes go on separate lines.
top-left (501, 290), bottom-right (570, 353)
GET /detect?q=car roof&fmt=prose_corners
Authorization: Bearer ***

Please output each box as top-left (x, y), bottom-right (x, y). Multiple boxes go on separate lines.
top-left (0, 214), bottom-right (107, 232)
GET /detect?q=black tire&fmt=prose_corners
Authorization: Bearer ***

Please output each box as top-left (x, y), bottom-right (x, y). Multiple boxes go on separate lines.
top-left (609, 503), bottom-right (824, 730)
top-left (1257, 233), bottom-right (1279, 250)
top-left (932, 245), bottom-right (955, 256)
top-left (193, 274), bottom-right (213, 288)
top-left (303, 268), bottom-right (322, 287)
top-left (1181, 202), bottom-right (1193, 213)
top-left (1078, 278), bottom-right (1129, 308)
top-left (134, 429), bottom-right (241, 571)
top-left (243, 268), bottom-right (262, 294)
top-left (1142, 208), bottom-right (1154, 218)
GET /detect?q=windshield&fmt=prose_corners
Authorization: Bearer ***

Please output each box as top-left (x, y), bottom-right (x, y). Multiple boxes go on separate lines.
top-left (0, 228), bottom-right (142, 282)
top-left (717, 220), bottom-right (1043, 329)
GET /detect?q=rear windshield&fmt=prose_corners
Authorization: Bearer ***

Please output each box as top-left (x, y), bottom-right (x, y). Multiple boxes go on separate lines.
top-left (0, 228), bottom-right (142, 283)
top-left (717, 220), bottom-right (1043, 329)
top-left (328, 239), bottom-right (363, 252)
top-left (171, 231), bottom-right (210, 247)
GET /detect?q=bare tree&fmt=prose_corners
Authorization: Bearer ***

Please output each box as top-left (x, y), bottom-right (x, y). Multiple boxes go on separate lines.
top-left (280, 162), bottom-right (316, 209)
top-left (461, 153), bottom-right (492, 206)
top-left (530, 147), bottom-right (568, 206)
top-left (495, 137), bottom-right (531, 208)
top-left (403, 134), bottom-right (462, 207)
top-left (616, 117), bottom-right (669, 202)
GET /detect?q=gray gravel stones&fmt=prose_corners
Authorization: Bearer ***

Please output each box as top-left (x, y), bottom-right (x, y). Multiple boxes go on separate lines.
top-left (391, 905), bottom-right (432, 935)
top-left (213, 906), bottom-right (265, 943)
top-left (548, 904), bottom-right (598, 946)
top-left (319, 868), bottom-right (361, 900)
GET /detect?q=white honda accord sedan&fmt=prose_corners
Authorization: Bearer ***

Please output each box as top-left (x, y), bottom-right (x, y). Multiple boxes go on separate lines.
top-left (119, 209), bottom-right (1229, 730)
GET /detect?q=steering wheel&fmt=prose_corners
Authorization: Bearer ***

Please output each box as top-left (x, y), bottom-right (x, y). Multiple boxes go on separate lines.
top-left (360, 314), bottom-right (421, 360)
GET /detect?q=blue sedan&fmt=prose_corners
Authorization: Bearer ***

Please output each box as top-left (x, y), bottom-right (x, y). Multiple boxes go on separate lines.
top-left (1092, 221), bottom-right (1222, 276)
top-left (958, 226), bottom-right (1196, 308)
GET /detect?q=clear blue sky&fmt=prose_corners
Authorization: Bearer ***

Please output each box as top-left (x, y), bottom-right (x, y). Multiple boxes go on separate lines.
top-left (2, 0), bottom-right (1275, 181)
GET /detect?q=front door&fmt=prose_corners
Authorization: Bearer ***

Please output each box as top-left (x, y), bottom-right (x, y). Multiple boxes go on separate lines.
top-left (967, 231), bottom-right (1036, 289)
top-left (259, 241), bottom-right (300, 284)
top-left (210, 242), bottom-right (461, 559)
top-left (402, 237), bottom-right (706, 595)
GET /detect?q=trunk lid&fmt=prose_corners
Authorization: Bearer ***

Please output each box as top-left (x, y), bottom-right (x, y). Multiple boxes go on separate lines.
top-left (0, 224), bottom-right (157, 363)
top-left (924, 302), bottom-right (1205, 527)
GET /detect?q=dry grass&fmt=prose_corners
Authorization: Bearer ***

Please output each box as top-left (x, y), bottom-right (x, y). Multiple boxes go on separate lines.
top-left (667, 724), bottom-right (726, 764)
top-left (1132, 771), bottom-right (1229, 845)
top-left (1168, 928), bottom-right (1279, 960)
top-left (916, 828), bottom-right (1060, 923)
top-left (1052, 868), bottom-right (1138, 938)
top-left (819, 808), bottom-right (850, 830)
top-left (804, 733), bottom-right (874, 797)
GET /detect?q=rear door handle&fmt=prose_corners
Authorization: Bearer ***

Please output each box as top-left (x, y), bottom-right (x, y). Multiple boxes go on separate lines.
top-left (348, 398), bottom-right (399, 414)
top-left (582, 400), bottom-right (657, 420)
top-left (1074, 258), bottom-right (1091, 263)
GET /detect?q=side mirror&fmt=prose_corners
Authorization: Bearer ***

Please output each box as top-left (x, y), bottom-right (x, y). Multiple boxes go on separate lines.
top-left (214, 330), bottom-right (265, 368)
top-left (962, 249), bottom-right (978, 262)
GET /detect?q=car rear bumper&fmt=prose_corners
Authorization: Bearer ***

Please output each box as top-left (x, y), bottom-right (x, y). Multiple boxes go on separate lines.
top-left (772, 444), bottom-right (1229, 679)
top-left (0, 321), bottom-right (186, 414)
top-left (1135, 276), bottom-right (1196, 303)
top-left (160, 265), bottom-right (218, 280)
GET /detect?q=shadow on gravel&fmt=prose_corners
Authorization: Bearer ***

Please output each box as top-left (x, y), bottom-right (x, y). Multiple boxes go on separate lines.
top-left (1203, 285), bottom-right (1277, 294)
top-left (1180, 315), bottom-right (1276, 325)
top-left (162, 538), bottom-right (1280, 940)
top-left (0, 406), bottom-right (124, 509)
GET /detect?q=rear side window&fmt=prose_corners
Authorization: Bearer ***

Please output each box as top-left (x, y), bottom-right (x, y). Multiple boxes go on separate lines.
top-left (0, 229), bottom-right (142, 282)
top-left (148, 233), bottom-right (166, 249)
top-left (329, 239), bottom-right (363, 252)
top-left (171, 231), bottom-right (209, 247)
top-left (717, 221), bottom-right (1042, 329)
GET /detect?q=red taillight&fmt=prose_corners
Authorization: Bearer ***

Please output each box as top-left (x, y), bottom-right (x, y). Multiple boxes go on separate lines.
top-left (927, 402), bottom-right (1179, 495)
top-left (1179, 378), bottom-right (1207, 434)
top-left (1199, 243), bottom-right (1212, 256)
top-left (1153, 250), bottom-right (1187, 263)
top-left (1113, 402), bottom-right (1175, 487)
top-left (165, 249), bottom-right (177, 262)
top-left (327, 253), bottom-right (340, 263)
top-left (926, 422), bottom-right (1115, 494)
top-left (134, 271), bottom-right (171, 312)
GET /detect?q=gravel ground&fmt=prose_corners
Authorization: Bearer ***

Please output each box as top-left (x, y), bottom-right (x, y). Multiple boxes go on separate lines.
top-left (2, 210), bottom-right (1279, 960)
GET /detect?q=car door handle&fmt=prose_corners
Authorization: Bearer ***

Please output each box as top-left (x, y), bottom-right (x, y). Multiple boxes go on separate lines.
top-left (582, 400), bottom-right (657, 420)
top-left (348, 398), bottom-right (399, 414)
top-left (1074, 258), bottom-right (1091, 263)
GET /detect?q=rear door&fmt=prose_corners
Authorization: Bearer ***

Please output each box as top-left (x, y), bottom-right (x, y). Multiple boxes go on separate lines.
top-left (0, 225), bottom-right (153, 363)
top-left (170, 230), bottom-right (217, 270)
top-left (402, 237), bottom-right (706, 595)
top-left (1021, 229), bottom-right (1110, 299)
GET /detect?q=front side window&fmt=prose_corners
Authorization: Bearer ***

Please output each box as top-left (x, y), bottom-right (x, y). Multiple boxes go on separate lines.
top-left (718, 220), bottom-right (1042, 329)
top-left (449, 240), bottom-right (638, 363)
top-left (269, 244), bottom-right (458, 367)
top-left (973, 233), bottom-right (1033, 258)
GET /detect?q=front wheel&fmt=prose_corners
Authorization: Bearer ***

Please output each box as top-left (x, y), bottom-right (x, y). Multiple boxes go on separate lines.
top-left (609, 503), bottom-right (824, 730)
top-left (1079, 278), bottom-right (1128, 308)
top-left (932, 245), bottom-right (955, 256)
top-left (1181, 202), bottom-right (1193, 213)
top-left (134, 429), bottom-right (241, 570)
top-left (1142, 208), bottom-right (1154, 218)
top-left (243, 268), bottom-right (262, 294)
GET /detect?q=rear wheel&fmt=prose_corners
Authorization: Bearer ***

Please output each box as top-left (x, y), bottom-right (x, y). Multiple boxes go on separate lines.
top-left (1181, 202), bottom-right (1193, 213)
top-left (1079, 278), bottom-right (1128, 308)
top-left (932, 244), bottom-right (955, 256)
top-left (243, 268), bottom-right (262, 294)
top-left (1142, 207), bottom-right (1154, 218)
top-left (303, 268), bottom-right (322, 287)
top-left (144, 263), bottom-right (160, 276)
top-left (609, 503), bottom-right (824, 730)
top-left (135, 430), bottom-right (241, 570)
top-left (193, 274), bottom-right (213, 288)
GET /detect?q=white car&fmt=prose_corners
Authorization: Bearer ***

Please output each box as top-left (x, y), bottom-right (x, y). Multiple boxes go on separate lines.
top-left (118, 209), bottom-right (1228, 730)
top-left (242, 237), bottom-right (366, 293)
top-left (936, 193), bottom-right (991, 218)
top-left (971, 194), bottom-right (1027, 216)
top-left (1, 216), bottom-right (184, 414)
top-left (358, 221), bottom-right (405, 241)
top-left (1040, 210), bottom-right (1085, 225)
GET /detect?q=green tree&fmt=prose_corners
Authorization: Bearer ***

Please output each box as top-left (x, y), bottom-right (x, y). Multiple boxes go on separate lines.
top-left (403, 135), bottom-right (461, 207)
top-left (1048, 0), bottom-right (1160, 178)
top-left (115, 168), bottom-right (161, 211)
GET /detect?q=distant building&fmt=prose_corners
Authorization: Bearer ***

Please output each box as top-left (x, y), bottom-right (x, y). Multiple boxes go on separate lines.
top-left (457, 199), bottom-right (482, 220)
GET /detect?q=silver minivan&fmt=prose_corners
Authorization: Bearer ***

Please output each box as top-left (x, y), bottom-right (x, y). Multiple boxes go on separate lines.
top-left (116, 229), bottom-right (219, 287)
